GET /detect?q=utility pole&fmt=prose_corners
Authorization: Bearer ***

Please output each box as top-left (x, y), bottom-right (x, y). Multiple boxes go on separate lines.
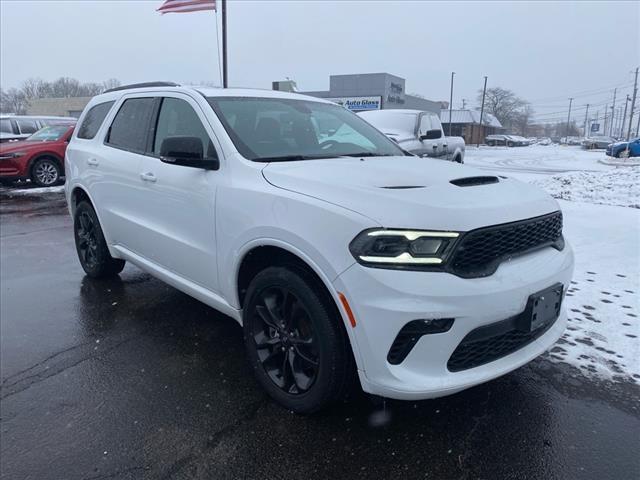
top-left (565, 97), bottom-right (573, 142)
top-left (477, 76), bottom-right (488, 148)
top-left (583, 104), bottom-right (590, 136)
top-left (603, 104), bottom-right (608, 135)
top-left (221, 0), bottom-right (228, 88)
top-left (609, 88), bottom-right (617, 136)
top-left (636, 111), bottom-right (640, 137)
top-left (448, 72), bottom-right (455, 136)
top-left (627, 66), bottom-right (639, 140)
top-left (462, 98), bottom-right (467, 109)
top-left (621, 95), bottom-right (630, 136)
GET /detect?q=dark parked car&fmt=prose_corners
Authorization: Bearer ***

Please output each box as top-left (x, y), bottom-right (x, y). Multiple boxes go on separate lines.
top-left (606, 137), bottom-right (640, 158)
top-left (0, 124), bottom-right (75, 186)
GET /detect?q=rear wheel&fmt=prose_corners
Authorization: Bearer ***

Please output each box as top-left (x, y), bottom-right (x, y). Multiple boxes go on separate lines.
top-left (31, 157), bottom-right (61, 187)
top-left (74, 201), bottom-right (125, 278)
top-left (243, 266), bottom-right (353, 413)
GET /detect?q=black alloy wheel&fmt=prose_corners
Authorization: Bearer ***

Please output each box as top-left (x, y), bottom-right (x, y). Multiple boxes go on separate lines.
top-left (76, 210), bottom-right (99, 270)
top-left (243, 266), bottom-right (354, 413)
top-left (73, 201), bottom-right (125, 278)
top-left (252, 286), bottom-right (319, 394)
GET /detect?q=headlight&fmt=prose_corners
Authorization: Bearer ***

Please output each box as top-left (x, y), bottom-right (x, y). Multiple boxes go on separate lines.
top-left (349, 229), bottom-right (460, 269)
top-left (0, 152), bottom-right (26, 160)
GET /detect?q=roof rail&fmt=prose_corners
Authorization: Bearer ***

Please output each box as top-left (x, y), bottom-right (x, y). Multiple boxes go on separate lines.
top-left (103, 81), bottom-right (180, 93)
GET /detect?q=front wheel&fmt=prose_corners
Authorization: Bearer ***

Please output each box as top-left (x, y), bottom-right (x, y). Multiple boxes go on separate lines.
top-left (618, 149), bottom-right (630, 158)
top-left (74, 201), bottom-right (125, 278)
top-left (31, 157), bottom-right (61, 187)
top-left (243, 266), bottom-right (354, 413)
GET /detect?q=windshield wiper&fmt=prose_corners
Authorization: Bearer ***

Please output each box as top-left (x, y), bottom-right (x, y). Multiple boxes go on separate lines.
top-left (253, 154), bottom-right (339, 162)
top-left (340, 152), bottom-right (396, 158)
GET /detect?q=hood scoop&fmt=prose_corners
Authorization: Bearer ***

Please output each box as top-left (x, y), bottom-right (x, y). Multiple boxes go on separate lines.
top-left (450, 176), bottom-right (499, 187)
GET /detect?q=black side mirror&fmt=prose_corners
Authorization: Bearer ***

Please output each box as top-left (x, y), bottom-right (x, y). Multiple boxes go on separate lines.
top-left (159, 136), bottom-right (219, 170)
top-left (419, 129), bottom-right (442, 141)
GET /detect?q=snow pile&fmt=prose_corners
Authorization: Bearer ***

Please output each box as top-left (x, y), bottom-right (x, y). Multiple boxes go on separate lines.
top-left (532, 168), bottom-right (640, 208)
top-left (2, 185), bottom-right (65, 196)
top-left (546, 201), bottom-right (640, 383)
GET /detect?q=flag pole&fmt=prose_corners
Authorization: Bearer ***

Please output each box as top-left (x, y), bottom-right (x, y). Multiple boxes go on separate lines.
top-left (221, 0), bottom-right (228, 88)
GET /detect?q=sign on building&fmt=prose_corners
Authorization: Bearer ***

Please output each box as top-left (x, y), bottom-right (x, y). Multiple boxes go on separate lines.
top-left (326, 96), bottom-right (382, 112)
top-left (591, 123), bottom-right (600, 133)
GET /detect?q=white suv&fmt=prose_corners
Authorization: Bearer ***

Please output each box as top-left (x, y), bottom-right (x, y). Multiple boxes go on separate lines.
top-left (65, 83), bottom-right (574, 413)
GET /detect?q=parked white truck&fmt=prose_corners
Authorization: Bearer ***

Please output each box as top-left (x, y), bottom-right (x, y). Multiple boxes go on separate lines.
top-left (358, 109), bottom-right (465, 163)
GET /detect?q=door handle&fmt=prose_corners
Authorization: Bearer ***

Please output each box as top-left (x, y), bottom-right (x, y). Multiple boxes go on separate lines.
top-left (140, 172), bottom-right (157, 183)
top-left (87, 158), bottom-right (99, 166)
top-left (432, 145), bottom-right (438, 149)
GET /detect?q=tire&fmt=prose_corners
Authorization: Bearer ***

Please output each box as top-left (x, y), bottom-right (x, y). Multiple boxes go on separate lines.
top-left (73, 201), bottom-right (125, 278)
top-left (507, 141), bottom-right (514, 147)
top-left (31, 157), bottom-right (61, 187)
top-left (454, 154), bottom-right (463, 164)
top-left (243, 266), bottom-right (354, 414)
top-left (618, 149), bottom-right (630, 158)
top-left (487, 141), bottom-right (495, 146)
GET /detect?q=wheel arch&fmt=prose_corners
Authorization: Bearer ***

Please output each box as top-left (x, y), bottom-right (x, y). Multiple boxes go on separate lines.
top-left (28, 152), bottom-right (64, 177)
top-left (235, 241), bottom-right (365, 372)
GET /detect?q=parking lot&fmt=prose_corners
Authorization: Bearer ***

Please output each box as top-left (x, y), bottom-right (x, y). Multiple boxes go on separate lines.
top-left (1, 146), bottom-right (639, 480)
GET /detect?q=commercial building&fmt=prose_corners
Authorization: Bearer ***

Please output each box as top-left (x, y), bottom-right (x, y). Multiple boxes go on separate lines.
top-left (25, 97), bottom-right (91, 118)
top-left (440, 109), bottom-right (503, 144)
top-left (275, 73), bottom-right (441, 114)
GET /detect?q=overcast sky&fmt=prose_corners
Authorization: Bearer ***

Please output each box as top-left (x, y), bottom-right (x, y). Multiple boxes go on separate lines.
top-left (1, 0), bottom-right (638, 122)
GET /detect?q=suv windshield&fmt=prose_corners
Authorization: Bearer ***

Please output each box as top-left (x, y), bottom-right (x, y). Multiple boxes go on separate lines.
top-left (27, 125), bottom-right (70, 142)
top-left (206, 97), bottom-right (406, 161)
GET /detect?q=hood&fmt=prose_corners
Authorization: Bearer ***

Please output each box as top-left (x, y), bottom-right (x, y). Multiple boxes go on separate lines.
top-left (0, 140), bottom-right (53, 153)
top-left (380, 129), bottom-right (415, 144)
top-left (262, 156), bottom-right (559, 231)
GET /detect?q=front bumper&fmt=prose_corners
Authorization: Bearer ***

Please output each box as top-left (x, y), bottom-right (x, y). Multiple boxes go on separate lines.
top-left (333, 242), bottom-right (574, 400)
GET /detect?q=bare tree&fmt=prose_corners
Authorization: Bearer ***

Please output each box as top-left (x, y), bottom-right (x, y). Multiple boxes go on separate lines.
top-left (512, 104), bottom-right (535, 136)
top-left (21, 78), bottom-right (51, 99)
top-left (477, 87), bottom-right (527, 130)
top-left (101, 78), bottom-right (121, 92)
top-left (0, 88), bottom-right (29, 114)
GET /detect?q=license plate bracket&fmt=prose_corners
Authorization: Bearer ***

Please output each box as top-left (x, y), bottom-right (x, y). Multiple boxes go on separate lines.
top-left (519, 283), bottom-right (563, 332)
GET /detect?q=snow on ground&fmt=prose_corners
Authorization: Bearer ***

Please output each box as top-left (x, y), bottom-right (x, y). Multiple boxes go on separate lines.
top-left (2, 185), bottom-right (65, 196)
top-left (467, 145), bottom-right (640, 383)
top-left (531, 168), bottom-right (640, 208)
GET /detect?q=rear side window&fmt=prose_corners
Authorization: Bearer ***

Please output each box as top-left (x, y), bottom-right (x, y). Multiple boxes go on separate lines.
top-left (0, 119), bottom-right (12, 133)
top-left (16, 119), bottom-right (38, 134)
top-left (106, 98), bottom-right (155, 152)
top-left (77, 101), bottom-right (114, 139)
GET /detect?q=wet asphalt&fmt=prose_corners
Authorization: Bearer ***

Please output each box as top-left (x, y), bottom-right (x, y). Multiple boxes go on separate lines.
top-left (0, 187), bottom-right (638, 480)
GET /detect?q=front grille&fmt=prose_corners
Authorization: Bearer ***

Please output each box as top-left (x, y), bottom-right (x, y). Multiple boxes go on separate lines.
top-left (448, 211), bottom-right (563, 278)
top-left (447, 312), bottom-right (557, 372)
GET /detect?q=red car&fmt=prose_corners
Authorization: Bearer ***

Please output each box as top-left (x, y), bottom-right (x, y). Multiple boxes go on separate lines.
top-left (0, 124), bottom-right (75, 187)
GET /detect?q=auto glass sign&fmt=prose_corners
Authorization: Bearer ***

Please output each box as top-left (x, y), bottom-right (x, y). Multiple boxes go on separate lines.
top-left (327, 96), bottom-right (382, 112)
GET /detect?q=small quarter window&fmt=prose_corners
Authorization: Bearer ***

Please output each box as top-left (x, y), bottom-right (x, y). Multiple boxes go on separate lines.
top-left (77, 101), bottom-right (115, 139)
top-left (106, 98), bottom-right (155, 152)
top-left (0, 119), bottom-right (12, 133)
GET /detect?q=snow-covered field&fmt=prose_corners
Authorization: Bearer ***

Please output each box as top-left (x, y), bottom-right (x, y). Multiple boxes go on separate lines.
top-left (467, 145), bottom-right (639, 383)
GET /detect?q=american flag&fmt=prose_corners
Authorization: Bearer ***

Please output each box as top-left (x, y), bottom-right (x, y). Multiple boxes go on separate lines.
top-left (157, 0), bottom-right (216, 14)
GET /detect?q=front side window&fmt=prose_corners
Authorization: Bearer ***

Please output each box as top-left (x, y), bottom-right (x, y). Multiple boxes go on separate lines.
top-left (207, 97), bottom-right (405, 161)
top-left (419, 115), bottom-right (432, 135)
top-left (78, 101), bottom-right (114, 139)
top-left (106, 98), bottom-right (155, 152)
top-left (16, 119), bottom-right (38, 134)
top-left (153, 98), bottom-right (216, 159)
